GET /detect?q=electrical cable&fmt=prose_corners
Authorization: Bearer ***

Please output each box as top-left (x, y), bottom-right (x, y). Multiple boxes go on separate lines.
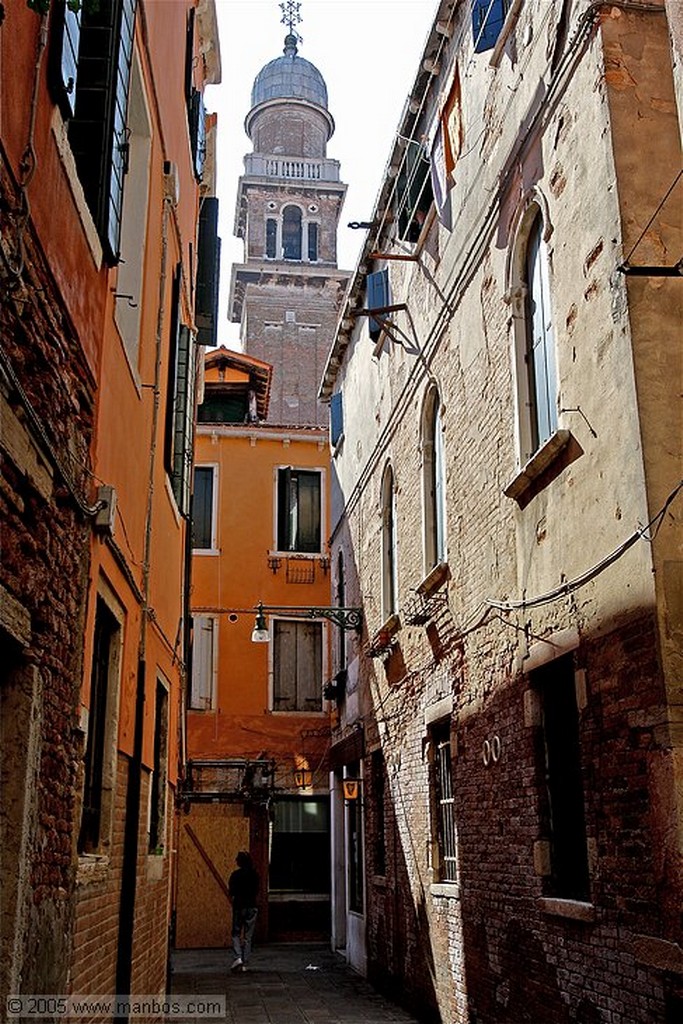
top-left (621, 167), bottom-right (683, 266)
top-left (479, 478), bottom-right (682, 615)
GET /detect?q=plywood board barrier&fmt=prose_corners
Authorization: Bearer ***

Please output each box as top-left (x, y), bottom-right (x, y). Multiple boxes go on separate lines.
top-left (174, 803), bottom-right (249, 948)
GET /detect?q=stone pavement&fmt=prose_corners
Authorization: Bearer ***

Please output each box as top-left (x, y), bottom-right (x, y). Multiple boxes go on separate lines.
top-left (170, 943), bottom-right (425, 1024)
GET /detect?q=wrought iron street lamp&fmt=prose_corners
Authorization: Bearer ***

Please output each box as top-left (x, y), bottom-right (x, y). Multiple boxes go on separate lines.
top-left (250, 602), bottom-right (363, 642)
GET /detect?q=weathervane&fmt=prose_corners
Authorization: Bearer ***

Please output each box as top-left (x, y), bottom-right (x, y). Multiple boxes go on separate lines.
top-left (280, 1), bottom-right (303, 42)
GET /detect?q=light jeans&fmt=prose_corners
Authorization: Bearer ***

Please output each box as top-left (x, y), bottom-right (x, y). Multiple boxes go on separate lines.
top-left (232, 906), bottom-right (258, 963)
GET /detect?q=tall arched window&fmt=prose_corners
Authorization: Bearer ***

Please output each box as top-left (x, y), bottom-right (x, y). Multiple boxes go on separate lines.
top-left (524, 212), bottom-right (558, 452)
top-left (422, 386), bottom-right (447, 573)
top-left (381, 465), bottom-right (398, 621)
top-left (508, 199), bottom-right (559, 467)
top-left (282, 205), bottom-right (302, 260)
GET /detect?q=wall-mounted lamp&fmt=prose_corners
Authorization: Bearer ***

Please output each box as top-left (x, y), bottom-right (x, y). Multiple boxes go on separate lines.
top-left (251, 603), bottom-right (270, 643)
top-left (343, 779), bottom-right (361, 801)
top-left (294, 767), bottom-right (312, 789)
top-left (250, 602), bottom-right (362, 643)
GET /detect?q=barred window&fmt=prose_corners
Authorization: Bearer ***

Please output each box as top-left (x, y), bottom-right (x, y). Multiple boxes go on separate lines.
top-left (431, 720), bottom-right (457, 882)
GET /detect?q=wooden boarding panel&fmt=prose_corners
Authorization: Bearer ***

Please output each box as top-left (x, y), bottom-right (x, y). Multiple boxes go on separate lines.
top-left (175, 804), bottom-right (249, 948)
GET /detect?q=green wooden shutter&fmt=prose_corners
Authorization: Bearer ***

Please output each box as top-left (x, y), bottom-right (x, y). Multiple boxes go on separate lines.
top-left (172, 325), bottom-right (196, 516)
top-left (277, 467), bottom-right (293, 551)
top-left (106, 0), bottom-right (137, 261)
top-left (66, 0), bottom-right (136, 263)
top-left (196, 198), bottom-right (220, 348)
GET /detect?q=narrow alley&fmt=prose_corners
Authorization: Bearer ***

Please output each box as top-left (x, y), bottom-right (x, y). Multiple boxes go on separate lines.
top-left (170, 945), bottom-right (424, 1024)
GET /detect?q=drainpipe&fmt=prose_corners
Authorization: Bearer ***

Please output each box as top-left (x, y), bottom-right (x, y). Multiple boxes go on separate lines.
top-left (115, 193), bottom-right (171, 1020)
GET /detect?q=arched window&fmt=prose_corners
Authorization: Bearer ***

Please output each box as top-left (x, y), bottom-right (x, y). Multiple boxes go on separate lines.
top-left (421, 386), bottom-right (447, 573)
top-left (282, 205), bottom-right (302, 260)
top-left (508, 199), bottom-right (559, 466)
top-left (381, 465), bottom-right (398, 621)
top-left (524, 212), bottom-right (558, 452)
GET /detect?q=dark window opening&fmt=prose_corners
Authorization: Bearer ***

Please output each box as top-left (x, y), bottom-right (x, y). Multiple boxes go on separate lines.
top-left (266, 217), bottom-right (277, 258)
top-left (197, 390), bottom-right (249, 424)
top-left (277, 467), bottom-right (321, 553)
top-left (535, 654), bottom-right (590, 901)
top-left (148, 681), bottom-right (168, 852)
top-left (79, 597), bottom-right (118, 854)
top-left (282, 205), bottom-right (302, 260)
top-left (308, 222), bottom-right (319, 261)
top-left (270, 798), bottom-right (330, 893)
top-left (372, 750), bottom-right (386, 876)
top-left (396, 141), bottom-right (433, 244)
top-left (192, 466), bottom-right (214, 549)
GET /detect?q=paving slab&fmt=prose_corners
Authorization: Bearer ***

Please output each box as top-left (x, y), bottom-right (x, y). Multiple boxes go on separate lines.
top-left (170, 943), bottom-right (424, 1024)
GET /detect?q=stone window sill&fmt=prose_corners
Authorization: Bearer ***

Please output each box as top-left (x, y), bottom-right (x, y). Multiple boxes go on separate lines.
top-left (77, 854), bottom-right (110, 886)
top-left (504, 429), bottom-right (573, 503)
top-left (430, 882), bottom-right (459, 899)
top-left (538, 897), bottom-right (595, 922)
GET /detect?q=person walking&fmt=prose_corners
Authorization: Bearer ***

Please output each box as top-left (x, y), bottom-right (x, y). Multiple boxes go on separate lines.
top-left (228, 851), bottom-right (259, 971)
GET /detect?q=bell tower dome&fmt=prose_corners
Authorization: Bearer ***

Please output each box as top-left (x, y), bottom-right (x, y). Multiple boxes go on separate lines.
top-left (228, 19), bottom-right (349, 427)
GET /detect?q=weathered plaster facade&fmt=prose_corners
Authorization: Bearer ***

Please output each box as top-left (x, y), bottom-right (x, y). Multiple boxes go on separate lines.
top-left (321, 1), bottom-right (682, 1021)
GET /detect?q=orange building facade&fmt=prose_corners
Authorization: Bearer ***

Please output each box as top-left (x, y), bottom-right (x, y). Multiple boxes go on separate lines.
top-left (176, 346), bottom-right (348, 946)
top-left (1, 0), bottom-right (220, 1004)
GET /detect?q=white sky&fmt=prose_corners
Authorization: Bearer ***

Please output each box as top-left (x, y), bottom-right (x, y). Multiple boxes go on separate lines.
top-left (205, 0), bottom-right (438, 348)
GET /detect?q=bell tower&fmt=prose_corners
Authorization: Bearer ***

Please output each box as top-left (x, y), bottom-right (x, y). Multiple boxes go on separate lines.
top-left (228, 7), bottom-right (349, 427)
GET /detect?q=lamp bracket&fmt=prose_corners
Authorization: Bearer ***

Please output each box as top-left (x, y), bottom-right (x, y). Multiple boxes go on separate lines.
top-left (307, 607), bottom-right (363, 631)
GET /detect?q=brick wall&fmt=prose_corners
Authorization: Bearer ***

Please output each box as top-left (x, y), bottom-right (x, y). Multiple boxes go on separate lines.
top-left (70, 762), bottom-right (172, 1004)
top-left (1, 152), bottom-right (95, 1002)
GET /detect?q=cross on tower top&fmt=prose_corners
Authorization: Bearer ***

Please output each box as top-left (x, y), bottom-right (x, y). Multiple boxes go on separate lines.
top-left (280, 1), bottom-right (303, 41)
